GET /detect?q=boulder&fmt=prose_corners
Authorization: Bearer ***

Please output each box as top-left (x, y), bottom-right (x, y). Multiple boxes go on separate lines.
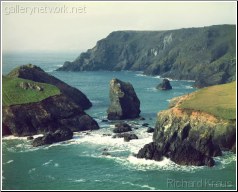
top-left (146, 127), bottom-right (155, 133)
top-left (137, 142), bottom-right (163, 161)
top-left (113, 133), bottom-right (138, 142)
top-left (107, 78), bottom-right (140, 120)
top-left (113, 123), bottom-right (132, 133)
top-left (156, 79), bottom-right (172, 90)
top-left (27, 136), bottom-right (34, 140)
top-left (32, 128), bottom-right (73, 147)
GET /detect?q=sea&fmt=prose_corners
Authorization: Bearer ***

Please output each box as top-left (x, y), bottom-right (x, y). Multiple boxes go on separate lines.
top-left (1, 52), bottom-right (236, 190)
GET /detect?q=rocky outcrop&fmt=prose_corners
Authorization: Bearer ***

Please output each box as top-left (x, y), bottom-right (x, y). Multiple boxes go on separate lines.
top-left (107, 79), bottom-right (140, 120)
top-left (113, 133), bottom-right (138, 142)
top-left (7, 64), bottom-right (92, 110)
top-left (137, 95), bottom-right (235, 166)
top-left (57, 25), bottom-right (236, 88)
top-left (2, 94), bottom-right (99, 137)
top-left (32, 128), bottom-right (73, 147)
top-left (113, 123), bottom-right (132, 133)
top-left (156, 79), bottom-right (172, 90)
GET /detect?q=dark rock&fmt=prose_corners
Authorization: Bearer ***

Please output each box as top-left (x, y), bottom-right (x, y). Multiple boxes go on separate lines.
top-left (102, 134), bottom-right (112, 137)
top-left (113, 123), bottom-right (132, 133)
top-left (2, 123), bottom-right (11, 136)
top-left (27, 136), bottom-right (34, 140)
top-left (102, 152), bottom-right (111, 156)
top-left (2, 94), bottom-right (99, 137)
top-left (137, 142), bottom-right (163, 161)
top-left (139, 117), bottom-right (145, 120)
top-left (169, 141), bottom-right (214, 166)
top-left (32, 128), bottom-right (73, 147)
top-left (101, 119), bottom-right (109, 122)
top-left (156, 79), bottom-right (172, 90)
top-left (147, 127), bottom-right (154, 133)
top-left (142, 123), bottom-right (149, 127)
top-left (113, 133), bottom-right (138, 142)
top-left (7, 64), bottom-right (92, 110)
top-left (107, 78), bottom-right (140, 120)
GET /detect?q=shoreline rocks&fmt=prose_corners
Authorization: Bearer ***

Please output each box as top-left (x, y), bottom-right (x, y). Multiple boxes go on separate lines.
top-left (2, 94), bottom-right (99, 137)
top-left (136, 95), bottom-right (235, 167)
top-left (107, 78), bottom-right (140, 120)
top-left (156, 79), bottom-right (172, 90)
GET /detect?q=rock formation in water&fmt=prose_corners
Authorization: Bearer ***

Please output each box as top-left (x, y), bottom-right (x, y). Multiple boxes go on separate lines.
top-left (2, 94), bottom-right (99, 137)
top-left (7, 64), bottom-right (92, 110)
top-left (57, 25), bottom-right (236, 88)
top-left (156, 78), bottom-right (172, 90)
top-left (137, 94), bottom-right (236, 167)
top-left (2, 65), bottom-right (100, 139)
top-left (107, 78), bottom-right (140, 120)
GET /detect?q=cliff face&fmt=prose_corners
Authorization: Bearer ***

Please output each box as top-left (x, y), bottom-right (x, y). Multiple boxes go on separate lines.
top-left (57, 25), bottom-right (236, 87)
top-left (7, 64), bottom-right (92, 110)
top-left (137, 95), bottom-right (236, 166)
top-left (2, 94), bottom-right (99, 137)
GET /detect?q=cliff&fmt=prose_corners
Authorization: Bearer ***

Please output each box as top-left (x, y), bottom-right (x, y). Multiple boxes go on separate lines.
top-left (3, 94), bottom-right (99, 137)
top-left (2, 66), bottom-right (99, 137)
top-left (7, 64), bottom-right (92, 110)
top-left (137, 82), bottom-right (236, 166)
top-left (57, 25), bottom-right (236, 88)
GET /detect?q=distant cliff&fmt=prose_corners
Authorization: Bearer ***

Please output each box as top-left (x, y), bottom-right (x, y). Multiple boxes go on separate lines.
top-left (57, 25), bottom-right (236, 88)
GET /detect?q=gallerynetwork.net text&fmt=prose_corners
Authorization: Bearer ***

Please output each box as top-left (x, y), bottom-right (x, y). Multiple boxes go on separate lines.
top-left (4, 5), bottom-right (87, 15)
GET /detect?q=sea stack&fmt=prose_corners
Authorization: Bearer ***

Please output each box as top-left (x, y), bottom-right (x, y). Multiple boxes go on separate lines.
top-left (107, 78), bottom-right (140, 120)
top-left (156, 79), bottom-right (172, 90)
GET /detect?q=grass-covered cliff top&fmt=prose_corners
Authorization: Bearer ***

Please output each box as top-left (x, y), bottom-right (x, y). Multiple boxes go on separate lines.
top-left (2, 76), bottom-right (60, 106)
top-left (179, 81), bottom-right (236, 120)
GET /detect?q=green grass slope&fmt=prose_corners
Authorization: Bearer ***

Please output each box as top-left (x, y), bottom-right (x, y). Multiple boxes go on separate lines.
top-left (179, 81), bottom-right (236, 120)
top-left (2, 76), bottom-right (61, 106)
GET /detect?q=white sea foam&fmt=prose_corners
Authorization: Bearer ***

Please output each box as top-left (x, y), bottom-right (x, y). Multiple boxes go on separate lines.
top-left (121, 181), bottom-right (156, 190)
top-left (71, 179), bottom-right (86, 183)
top-left (6, 160), bottom-right (14, 164)
top-left (185, 85), bottom-right (193, 89)
top-left (54, 163), bottom-right (59, 167)
top-left (136, 74), bottom-right (147, 77)
top-left (28, 168), bottom-right (36, 174)
top-left (42, 160), bottom-right (53, 166)
top-left (2, 134), bottom-right (43, 141)
top-left (153, 75), bottom-right (161, 79)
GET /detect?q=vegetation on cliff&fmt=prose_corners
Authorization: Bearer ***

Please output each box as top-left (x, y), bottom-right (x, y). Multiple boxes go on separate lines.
top-left (2, 76), bottom-right (60, 106)
top-left (58, 25), bottom-right (236, 88)
top-left (179, 81), bottom-right (236, 120)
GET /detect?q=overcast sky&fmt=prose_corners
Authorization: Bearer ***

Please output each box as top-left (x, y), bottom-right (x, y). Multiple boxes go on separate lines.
top-left (2, 1), bottom-right (237, 52)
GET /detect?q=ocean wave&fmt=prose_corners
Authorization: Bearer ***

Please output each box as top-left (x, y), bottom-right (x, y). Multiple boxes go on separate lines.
top-left (6, 160), bottom-right (14, 164)
top-left (42, 160), bottom-right (53, 166)
top-left (28, 168), bottom-right (36, 174)
top-left (69, 179), bottom-right (86, 183)
top-left (135, 74), bottom-right (147, 77)
top-left (121, 181), bottom-right (156, 190)
top-left (153, 75), bottom-right (161, 79)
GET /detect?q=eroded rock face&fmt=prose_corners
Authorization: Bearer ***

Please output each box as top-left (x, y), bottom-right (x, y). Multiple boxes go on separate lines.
top-left (2, 94), bottom-right (99, 137)
top-left (107, 78), bottom-right (140, 120)
top-left (137, 95), bottom-right (235, 167)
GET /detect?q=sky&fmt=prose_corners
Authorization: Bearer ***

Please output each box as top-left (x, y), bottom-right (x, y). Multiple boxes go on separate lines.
top-left (2, 1), bottom-right (237, 53)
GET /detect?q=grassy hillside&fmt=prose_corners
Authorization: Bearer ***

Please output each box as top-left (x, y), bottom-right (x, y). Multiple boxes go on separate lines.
top-left (179, 81), bottom-right (236, 120)
top-left (2, 76), bottom-right (60, 106)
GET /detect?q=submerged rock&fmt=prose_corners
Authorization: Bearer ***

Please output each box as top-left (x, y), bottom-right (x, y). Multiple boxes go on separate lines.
top-left (107, 78), bottom-right (140, 120)
top-left (146, 127), bottom-right (155, 133)
top-left (156, 79), bottom-right (172, 90)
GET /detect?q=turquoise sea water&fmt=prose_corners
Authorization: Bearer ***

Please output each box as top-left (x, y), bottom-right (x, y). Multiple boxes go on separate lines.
top-left (2, 52), bottom-right (236, 190)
